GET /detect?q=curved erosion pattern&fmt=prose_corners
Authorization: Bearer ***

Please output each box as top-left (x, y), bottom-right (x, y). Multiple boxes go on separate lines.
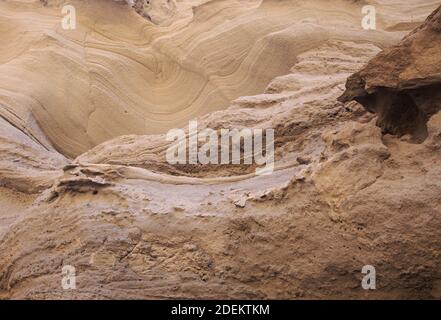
top-left (1, 0), bottom-right (441, 299)
top-left (1, 0), bottom-right (381, 157)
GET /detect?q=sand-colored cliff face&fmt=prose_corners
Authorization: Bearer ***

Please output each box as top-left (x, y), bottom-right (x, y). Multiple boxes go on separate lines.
top-left (1, 0), bottom-right (438, 158)
top-left (1, 0), bottom-right (441, 299)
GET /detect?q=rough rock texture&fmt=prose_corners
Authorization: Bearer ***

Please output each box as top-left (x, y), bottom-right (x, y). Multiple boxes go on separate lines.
top-left (339, 5), bottom-right (441, 142)
top-left (1, 0), bottom-right (441, 299)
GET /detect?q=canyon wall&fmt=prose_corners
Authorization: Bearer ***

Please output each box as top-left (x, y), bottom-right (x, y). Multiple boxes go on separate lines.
top-left (0, 0), bottom-right (441, 299)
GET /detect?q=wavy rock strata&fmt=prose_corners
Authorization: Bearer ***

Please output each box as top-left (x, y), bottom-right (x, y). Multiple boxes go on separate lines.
top-left (1, 0), bottom-right (441, 299)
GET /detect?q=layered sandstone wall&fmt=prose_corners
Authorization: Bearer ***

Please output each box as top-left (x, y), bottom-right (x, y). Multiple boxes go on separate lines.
top-left (0, 0), bottom-right (441, 299)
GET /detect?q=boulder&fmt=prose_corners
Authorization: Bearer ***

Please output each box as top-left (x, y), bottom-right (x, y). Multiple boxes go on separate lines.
top-left (339, 5), bottom-right (441, 141)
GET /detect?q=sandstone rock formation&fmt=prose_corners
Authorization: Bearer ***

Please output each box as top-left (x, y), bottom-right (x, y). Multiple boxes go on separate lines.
top-left (1, 0), bottom-right (441, 299)
top-left (339, 5), bottom-right (441, 142)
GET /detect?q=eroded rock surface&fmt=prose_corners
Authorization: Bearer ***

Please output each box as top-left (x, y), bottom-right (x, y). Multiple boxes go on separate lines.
top-left (339, 5), bottom-right (441, 142)
top-left (1, 0), bottom-right (441, 300)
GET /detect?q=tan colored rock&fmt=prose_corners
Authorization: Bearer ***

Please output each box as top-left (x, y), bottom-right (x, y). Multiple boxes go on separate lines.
top-left (339, 5), bottom-right (441, 141)
top-left (1, 0), bottom-right (441, 300)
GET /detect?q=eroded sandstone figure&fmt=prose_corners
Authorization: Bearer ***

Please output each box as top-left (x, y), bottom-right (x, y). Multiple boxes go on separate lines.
top-left (129, 0), bottom-right (177, 24)
top-left (339, 5), bottom-right (441, 142)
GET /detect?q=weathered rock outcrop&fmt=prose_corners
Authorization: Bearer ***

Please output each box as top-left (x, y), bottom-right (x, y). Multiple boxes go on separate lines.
top-left (1, 1), bottom-right (441, 300)
top-left (339, 5), bottom-right (441, 142)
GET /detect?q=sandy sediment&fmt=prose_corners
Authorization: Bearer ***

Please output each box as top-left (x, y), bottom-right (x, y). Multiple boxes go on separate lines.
top-left (0, 0), bottom-right (441, 299)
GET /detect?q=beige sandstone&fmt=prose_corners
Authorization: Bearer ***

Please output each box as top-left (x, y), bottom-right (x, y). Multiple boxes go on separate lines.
top-left (0, 0), bottom-right (441, 299)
